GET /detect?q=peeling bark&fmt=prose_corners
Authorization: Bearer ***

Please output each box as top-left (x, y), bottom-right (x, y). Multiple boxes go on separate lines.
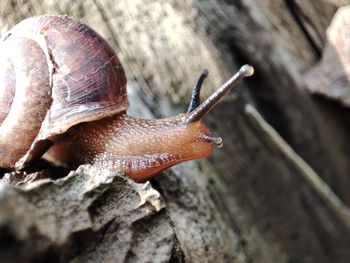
top-left (0, 166), bottom-right (173, 262)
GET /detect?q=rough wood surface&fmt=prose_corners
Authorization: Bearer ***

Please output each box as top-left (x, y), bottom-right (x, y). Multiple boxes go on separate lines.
top-left (0, 166), bottom-right (172, 262)
top-left (1, 1), bottom-right (350, 262)
top-left (305, 6), bottom-right (350, 106)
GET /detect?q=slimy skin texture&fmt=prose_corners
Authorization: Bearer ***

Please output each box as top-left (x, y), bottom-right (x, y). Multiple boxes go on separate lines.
top-left (0, 14), bottom-right (253, 181)
top-left (47, 113), bottom-right (214, 181)
top-left (43, 64), bottom-right (254, 182)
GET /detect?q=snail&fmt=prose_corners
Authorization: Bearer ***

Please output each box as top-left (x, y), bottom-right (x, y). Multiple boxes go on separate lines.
top-left (0, 15), bottom-right (253, 182)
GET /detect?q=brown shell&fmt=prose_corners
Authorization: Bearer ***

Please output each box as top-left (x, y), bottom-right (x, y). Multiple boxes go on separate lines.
top-left (0, 37), bottom-right (53, 167)
top-left (4, 15), bottom-right (128, 140)
top-left (0, 15), bottom-right (128, 167)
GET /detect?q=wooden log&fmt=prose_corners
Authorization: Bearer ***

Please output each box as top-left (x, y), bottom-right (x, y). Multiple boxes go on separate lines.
top-left (0, 1), bottom-right (350, 262)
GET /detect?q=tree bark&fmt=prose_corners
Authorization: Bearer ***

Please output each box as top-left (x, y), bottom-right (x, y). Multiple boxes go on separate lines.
top-left (1, 1), bottom-right (350, 262)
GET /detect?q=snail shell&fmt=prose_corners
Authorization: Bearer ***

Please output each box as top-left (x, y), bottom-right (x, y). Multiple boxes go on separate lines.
top-left (0, 15), bottom-right (127, 168)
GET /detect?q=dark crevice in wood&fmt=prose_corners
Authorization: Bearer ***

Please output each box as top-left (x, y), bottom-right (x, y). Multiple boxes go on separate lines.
top-left (284, 0), bottom-right (321, 58)
top-left (61, 228), bottom-right (100, 261)
top-left (207, 9), bottom-right (311, 153)
top-left (299, 185), bottom-right (350, 259)
top-left (0, 168), bottom-right (9, 179)
top-left (311, 95), bottom-right (350, 204)
top-left (223, 29), bottom-right (339, 194)
top-left (169, 235), bottom-right (186, 262)
top-left (227, 45), bottom-right (295, 145)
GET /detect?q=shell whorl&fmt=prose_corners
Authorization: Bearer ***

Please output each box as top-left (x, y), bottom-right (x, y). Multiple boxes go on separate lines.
top-left (0, 15), bottom-right (128, 168)
top-left (0, 36), bottom-right (52, 167)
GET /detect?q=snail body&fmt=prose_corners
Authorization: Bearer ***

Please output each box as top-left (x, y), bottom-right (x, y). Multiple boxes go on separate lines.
top-left (0, 15), bottom-right (253, 182)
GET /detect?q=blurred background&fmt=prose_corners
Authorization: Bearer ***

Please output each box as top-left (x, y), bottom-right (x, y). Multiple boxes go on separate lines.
top-left (1, 0), bottom-right (350, 262)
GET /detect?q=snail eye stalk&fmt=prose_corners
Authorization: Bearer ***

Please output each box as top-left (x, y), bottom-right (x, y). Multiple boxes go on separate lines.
top-left (188, 69), bottom-right (209, 113)
top-left (185, 65), bottom-right (254, 124)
